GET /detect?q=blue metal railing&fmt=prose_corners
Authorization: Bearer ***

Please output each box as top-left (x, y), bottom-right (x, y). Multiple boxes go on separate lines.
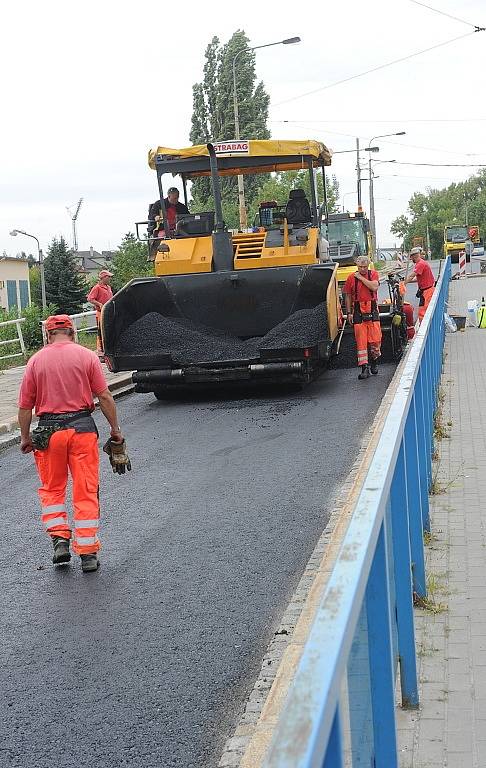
top-left (264, 258), bottom-right (451, 768)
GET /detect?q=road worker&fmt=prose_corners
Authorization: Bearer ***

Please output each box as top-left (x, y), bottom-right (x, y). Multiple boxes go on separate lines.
top-left (87, 269), bottom-right (114, 361)
top-left (148, 187), bottom-right (189, 237)
top-left (343, 255), bottom-right (382, 380)
top-left (404, 246), bottom-right (435, 324)
top-left (18, 315), bottom-right (130, 573)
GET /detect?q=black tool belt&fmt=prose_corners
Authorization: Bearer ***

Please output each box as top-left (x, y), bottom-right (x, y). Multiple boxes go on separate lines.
top-left (416, 285), bottom-right (435, 305)
top-left (353, 300), bottom-right (379, 324)
top-left (33, 410), bottom-right (97, 451)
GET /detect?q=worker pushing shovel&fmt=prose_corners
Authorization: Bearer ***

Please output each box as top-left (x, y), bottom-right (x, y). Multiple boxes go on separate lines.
top-left (18, 315), bottom-right (131, 573)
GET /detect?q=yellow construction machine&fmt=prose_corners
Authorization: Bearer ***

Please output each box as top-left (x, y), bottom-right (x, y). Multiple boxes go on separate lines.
top-left (102, 139), bottom-right (344, 395)
top-left (321, 209), bottom-right (373, 283)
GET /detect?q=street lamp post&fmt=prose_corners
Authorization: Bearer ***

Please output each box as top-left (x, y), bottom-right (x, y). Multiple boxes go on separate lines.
top-left (10, 229), bottom-right (47, 310)
top-left (367, 132), bottom-right (405, 255)
top-left (342, 191), bottom-right (357, 212)
top-left (232, 36), bottom-right (300, 230)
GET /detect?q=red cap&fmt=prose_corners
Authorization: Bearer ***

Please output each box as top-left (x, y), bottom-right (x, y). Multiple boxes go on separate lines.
top-left (99, 269), bottom-right (113, 278)
top-left (45, 314), bottom-right (74, 331)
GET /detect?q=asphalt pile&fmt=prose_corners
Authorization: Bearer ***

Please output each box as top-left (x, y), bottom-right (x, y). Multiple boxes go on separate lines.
top-left (116, 303), bottom-right (328, 364)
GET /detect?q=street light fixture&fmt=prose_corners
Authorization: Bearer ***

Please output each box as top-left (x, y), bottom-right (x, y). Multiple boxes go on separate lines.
top-left (10, 229), bottom-right (47, 309)
top-left (367, 133), bottom-right (405, 255)
top-left (232, 36), bottom-right (301, 229)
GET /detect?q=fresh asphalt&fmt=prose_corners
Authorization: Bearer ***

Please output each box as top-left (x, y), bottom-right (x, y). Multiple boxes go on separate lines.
top-left (0, 363), bottom-right (395, 768)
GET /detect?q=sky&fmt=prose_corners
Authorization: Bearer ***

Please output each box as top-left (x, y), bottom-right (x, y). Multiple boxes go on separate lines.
top-left (1, 0), bottom-right (485, 257)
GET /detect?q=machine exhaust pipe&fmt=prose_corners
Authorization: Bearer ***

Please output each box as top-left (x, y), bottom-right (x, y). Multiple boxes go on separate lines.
top-left (207, 143), bottom-right (234, 272)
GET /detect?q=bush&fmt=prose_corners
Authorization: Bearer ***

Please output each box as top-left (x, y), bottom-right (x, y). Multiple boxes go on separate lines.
top-left (20, 303), bottom-right (58, 349)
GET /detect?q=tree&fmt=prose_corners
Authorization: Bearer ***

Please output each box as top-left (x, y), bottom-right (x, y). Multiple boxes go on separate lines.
top-left (29, 265), bottom-right (42, 308)
top-left (391, 169), bottom-right (486, 257)
top-left (189, 30), bottom-right (270, 222)
top-left (111, 233), bottom-right (153, 291)
top-left (43, 237), bottom-right (87, 314)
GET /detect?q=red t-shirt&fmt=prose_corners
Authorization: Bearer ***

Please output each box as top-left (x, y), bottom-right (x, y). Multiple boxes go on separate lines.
top-left (343, 270), bottom-right (379, 313)
top-left (414, 259), bottom-right (434, 290)
top-left (18, 341), bottom-right (108, 415)
top-left (87, 283), bottom-right (113, 307)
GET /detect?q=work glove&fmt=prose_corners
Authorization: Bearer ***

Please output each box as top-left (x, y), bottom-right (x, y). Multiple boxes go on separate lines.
top-left (103, 438), bottom-right (132, 475)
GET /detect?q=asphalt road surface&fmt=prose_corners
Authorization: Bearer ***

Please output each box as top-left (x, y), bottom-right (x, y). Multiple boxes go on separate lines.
top-left (0, 365), bottom-right (395, 768)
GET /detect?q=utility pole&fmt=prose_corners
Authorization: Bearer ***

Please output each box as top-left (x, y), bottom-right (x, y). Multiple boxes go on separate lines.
top-left (426, 220), bottom-right (431, 259)
top-left (356, 138), bottom-right (362, 208)
top-left (369, 165), bottom-right (376, 259)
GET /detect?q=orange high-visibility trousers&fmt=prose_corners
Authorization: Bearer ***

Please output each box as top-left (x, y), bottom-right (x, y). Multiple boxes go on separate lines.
top-left (354, 320), bottom-right (382, 366)
top-left (95, 309), bottom-right (103, 354)
top-left (34, 430), bottom-right (100, 555)
top-left (418, 287), bottom-right (435, 324)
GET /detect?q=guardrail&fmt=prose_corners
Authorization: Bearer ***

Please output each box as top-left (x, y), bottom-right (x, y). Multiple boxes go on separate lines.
top-left (264, 257), bottom-right (451, 768)
top-left (0, 317), bottom-right (26, 362)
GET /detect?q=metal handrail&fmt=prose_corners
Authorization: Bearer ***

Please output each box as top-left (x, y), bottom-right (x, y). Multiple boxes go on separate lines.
top-left (0, 317), bottom-right (26, 361)
top-left (264, 258), bottom-right (451, 767)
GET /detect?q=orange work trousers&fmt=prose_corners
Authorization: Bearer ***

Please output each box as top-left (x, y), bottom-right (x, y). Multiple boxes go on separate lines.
top-left (418, 287), bottom-right (435, 324)
top-left (354, 320), bottom-right (382, 366)
top-left (34, 429), bottom-right (100, 555)
top-left (96, 309), bottom-right (103, 354)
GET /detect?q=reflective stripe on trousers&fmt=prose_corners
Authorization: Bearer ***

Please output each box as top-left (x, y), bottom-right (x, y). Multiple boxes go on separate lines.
top-left (34, 429), bottom-right (100, 553)
top-left (353, 320), bottom-right (382, 366)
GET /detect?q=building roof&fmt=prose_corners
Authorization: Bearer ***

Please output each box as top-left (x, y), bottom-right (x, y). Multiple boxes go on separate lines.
top-left (74, 249), bottom-right (113, 273)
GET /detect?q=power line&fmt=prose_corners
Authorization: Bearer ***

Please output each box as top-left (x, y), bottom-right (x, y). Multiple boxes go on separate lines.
top-left (273, 120), bottom-right (486, 158)
top-left (391, 161), bottom-right (486, 168)
top-left (272, 117), bottom-right (486, 124)
top-left (409, 0), bottom-right (485, 31)
top-left (271, 31), bottom-right (476, 108)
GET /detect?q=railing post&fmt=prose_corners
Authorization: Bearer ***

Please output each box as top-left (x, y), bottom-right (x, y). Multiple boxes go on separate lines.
top-left (366, 521), bottom-right (398, 767)
top-left (15, 320), bottom-right (26, 356)
top-left (323, 706), bottom-right (343, 768)
top-left (390, 440), bottom-right (419, 708)
top-left (415, 366), bottom-right (432, 522)
top-left (404, 397), bottom-right (427, 598)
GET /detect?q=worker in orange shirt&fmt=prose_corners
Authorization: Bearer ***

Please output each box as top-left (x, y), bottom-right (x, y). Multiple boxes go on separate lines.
top-left (18, 315), bottom-right (131, 573)
top-left (404, 246), bottom-right (435, 323)
top-left (343, 255), bottom-right (382, 380)
top-left (87, 269), bottom-right (114, 361)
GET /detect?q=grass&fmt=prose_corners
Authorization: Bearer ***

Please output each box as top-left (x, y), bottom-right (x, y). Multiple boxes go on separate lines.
top-left (413, 572), bottom-right (448, 614)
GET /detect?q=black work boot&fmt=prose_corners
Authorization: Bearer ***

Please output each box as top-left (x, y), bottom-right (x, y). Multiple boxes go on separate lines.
top-left (358, 364), bottom-right (370, 380)
top-left (81, 554), bottom-right (99, 573)
top-left (370, 359), bottom-right (379, 375)
top-left (52, 536), bottom-right (71, 565)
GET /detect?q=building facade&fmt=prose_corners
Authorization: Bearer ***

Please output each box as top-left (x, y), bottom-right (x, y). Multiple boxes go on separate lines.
top-left (0, 257), bottom-right (31, 313)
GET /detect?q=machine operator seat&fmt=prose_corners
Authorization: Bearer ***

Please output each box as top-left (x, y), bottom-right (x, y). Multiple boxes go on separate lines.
top-left (285, 189), bottom-right (312, 225)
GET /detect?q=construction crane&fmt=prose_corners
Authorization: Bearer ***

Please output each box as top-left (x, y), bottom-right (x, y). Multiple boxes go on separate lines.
top-left (66, 197), bottom-right (84, 251)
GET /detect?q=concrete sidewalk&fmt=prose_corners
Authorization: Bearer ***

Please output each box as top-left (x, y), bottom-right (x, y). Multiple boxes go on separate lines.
top-left (397, 275), bottom-right (486, 767)
top-left (0, 363), bottom-right (133, 439)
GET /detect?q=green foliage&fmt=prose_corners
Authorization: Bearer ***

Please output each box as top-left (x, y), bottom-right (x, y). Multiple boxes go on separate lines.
top-left (391, 169), bottom-right (486, 257)
top-left (190, 30), bottom-right (270, 209)
top-left (44, 236), bottom-right (87, 313)
top-left (111, 233), bottom-right (153, 291)
top-left (20, 303), bottom-right (58, 349)
top-left (29, 265), bottom-right (42, 308)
